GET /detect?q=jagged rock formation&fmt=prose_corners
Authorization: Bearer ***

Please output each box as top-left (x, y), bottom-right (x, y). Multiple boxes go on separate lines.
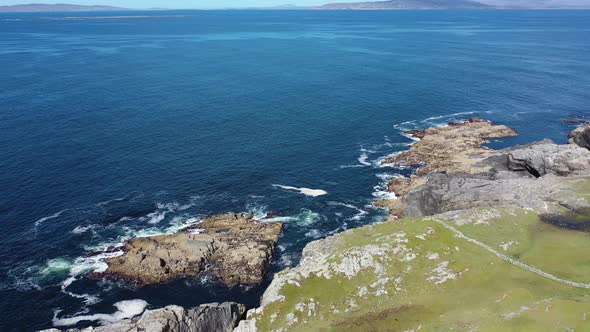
top-left (43, 302), bottom-right (246, 332)
top-left (569, 123), bottom-right (590, 150)
top-left (98, 213), bottom-right (282, 286)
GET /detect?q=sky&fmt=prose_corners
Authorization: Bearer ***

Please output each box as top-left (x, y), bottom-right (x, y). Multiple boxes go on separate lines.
top-left (0, 0), bottom-right (357, 9)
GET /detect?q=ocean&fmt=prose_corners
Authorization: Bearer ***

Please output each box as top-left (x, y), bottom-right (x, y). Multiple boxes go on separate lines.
top-left (1, 9), bottom-right (589, 331)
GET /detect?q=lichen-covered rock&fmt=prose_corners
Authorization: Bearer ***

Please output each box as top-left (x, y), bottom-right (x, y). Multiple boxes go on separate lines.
top-left (98, 213), bottom-right (282, 286)
top-left (42, 302), bottom-right (246, 332)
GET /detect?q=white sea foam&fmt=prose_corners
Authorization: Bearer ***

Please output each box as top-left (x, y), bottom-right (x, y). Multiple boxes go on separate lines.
top-left (372, 173), bottom-right (405, 201)
top-left (96, 197), bottom-right (126, 207)
top-left (134, 200), bottom-right (199, 225)
top-left (57, 249), bottom-right (126, 305)
top-left (157, 201), bottom-right (195, 212)
top-left (40, 258), bottom-right (73, 277)
top-left (328, 202), bottom-right (368, 221)
top-left (272, 184), bottom-right (328, 197)
top-left (393, 111), bottom-right (476, 131)
top-left (278, 254), bottom-right (294, 267)
top-left (246, 202), bottom-right (269, 220)
top-left (305, 229), bottom-right (323, 239)
top-left (140, 210), bottom-right (167, 224)
top-left (375, 151), bottom-right (407, 168)
top-left (34, 210), bottom-right (66, 228)
top-left (264, 209), bottom-right (321, 226)
top-left (72, 224), bottom-right (96, 234)
top-left (372, 189), bottom-right (397, 200)
top-left (357, 153), bottom-right (372, 166)
top-left (52, 299), bottom-right (148, 327)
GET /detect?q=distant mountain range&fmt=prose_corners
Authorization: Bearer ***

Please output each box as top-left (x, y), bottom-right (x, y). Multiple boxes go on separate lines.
top-left (317, 0), bottom-right (490, 9)
top-left (315, 0), bottom-right (590, 9)
top-left (0, 4), bottom-right (128, 12)
top-left (1, 0), bottom-right (590, 12)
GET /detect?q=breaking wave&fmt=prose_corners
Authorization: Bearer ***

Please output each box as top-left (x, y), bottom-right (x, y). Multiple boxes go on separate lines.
top-left (52, 299), bottom-right (148, 327)
top-left (264, 208), bottom-right (321, 226)
top-left (393, 111), bottom-right (477, 131)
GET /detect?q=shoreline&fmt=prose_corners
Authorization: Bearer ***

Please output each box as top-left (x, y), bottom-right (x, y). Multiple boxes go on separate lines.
top-left (45, 118), bottom-right (590, 331)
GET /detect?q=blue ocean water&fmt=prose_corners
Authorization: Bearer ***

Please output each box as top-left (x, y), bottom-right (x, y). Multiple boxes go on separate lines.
top-left (1, 9), bottom-right (590, 331)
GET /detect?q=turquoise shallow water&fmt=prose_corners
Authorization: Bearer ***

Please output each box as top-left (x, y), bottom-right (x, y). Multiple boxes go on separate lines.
top-left (1, 9), bottom-right (590, 331)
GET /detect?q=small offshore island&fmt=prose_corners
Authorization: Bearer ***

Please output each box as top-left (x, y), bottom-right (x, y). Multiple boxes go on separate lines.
top-left (45, 118), bottom-right (590, 331)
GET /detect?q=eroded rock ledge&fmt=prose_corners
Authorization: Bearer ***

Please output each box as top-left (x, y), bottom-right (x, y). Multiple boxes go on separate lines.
top-left (98, 213), bottom-right (283, 287)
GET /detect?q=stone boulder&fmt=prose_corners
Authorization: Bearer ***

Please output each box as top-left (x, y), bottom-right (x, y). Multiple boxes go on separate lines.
top-left (507, 142), bottom-right (590, 177)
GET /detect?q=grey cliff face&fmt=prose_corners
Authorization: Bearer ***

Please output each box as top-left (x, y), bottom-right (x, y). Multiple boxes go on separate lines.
top-left (507, 142), bottom-right (590, 177)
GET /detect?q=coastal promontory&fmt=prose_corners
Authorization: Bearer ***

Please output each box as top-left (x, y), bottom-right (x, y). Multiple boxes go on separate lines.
top-left (236, 120), bottom-right (590, 331)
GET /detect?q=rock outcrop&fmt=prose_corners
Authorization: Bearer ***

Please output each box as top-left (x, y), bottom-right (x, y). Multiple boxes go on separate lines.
top-left (569, 123), bottom-right (590, 150)
top-left (43, 302), bottom-right (246, 332)
top-left (98, 213), bottom-right (282, 287)
top-left (383, 118), bottom-right (517, 176)
top-left (379, 119), bottom-right (590, 218)
top-left (507, 141), bottom-right (590, 177)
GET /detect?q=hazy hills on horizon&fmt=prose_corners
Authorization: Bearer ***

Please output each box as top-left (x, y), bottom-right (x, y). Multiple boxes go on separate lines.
top-left (315, 0), bottom-right (590, 9)
top-left (0, 3), bottom-right (128, 12)
top-left (2, 0), bottom-right (590, 12)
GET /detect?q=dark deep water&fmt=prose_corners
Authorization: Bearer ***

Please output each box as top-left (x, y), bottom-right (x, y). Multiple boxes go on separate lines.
top-left (1, 9), bottom-right (590, 331)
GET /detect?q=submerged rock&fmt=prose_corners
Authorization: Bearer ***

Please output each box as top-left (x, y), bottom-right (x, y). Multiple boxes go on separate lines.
top-left (97, 213), bottom-right (282, 287)
top-left (43, 302), bottom-right (246, 332)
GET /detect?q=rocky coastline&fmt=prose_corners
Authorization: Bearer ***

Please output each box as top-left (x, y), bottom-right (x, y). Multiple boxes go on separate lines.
top-left (235, 119), bottom-right (590, 331)
top-left (49, 119), bottom-right (590, 331)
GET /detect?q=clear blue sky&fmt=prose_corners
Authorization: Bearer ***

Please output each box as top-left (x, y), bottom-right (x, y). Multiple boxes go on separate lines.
top-left (0, 0), bottom-right (360, 9)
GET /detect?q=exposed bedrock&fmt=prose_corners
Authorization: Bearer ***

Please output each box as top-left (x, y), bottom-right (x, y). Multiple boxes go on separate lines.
top-left (380, 119), bottom-right (590, 218)
top-left (401, 172), bottom-right (589, 218)
top-left (569, 123), bottom-right (590, 150)
top-left (507, 141), bottom-right (590, 177)
top-left (42, 302), bottom-right (246, 332)
top-left (97, 213), bottom-right (283, 287)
